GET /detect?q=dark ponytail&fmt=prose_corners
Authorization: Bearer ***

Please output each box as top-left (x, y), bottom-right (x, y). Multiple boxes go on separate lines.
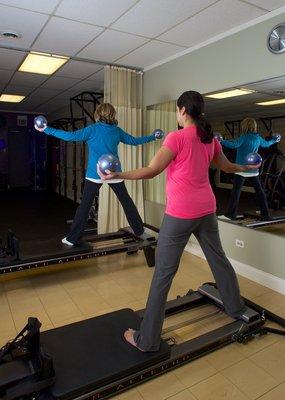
top-left (177, 91), bottom-right (213, 144)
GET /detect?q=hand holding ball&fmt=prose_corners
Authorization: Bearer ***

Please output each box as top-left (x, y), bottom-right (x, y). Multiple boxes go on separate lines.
top-left (34, 115), bottom-right (47, 131)
top-left (153, 129), bottom-right (164, 140)
top-left (98, 154), bottom-right (120, 174)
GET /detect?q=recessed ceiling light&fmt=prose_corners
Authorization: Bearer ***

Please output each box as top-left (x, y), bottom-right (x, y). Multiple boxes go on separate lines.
top-left (256, 99), bottom-right (285, 106)
top-left (0, 31), bottom-right (22, 39)
top-left (18, 51), bottom-right (69, 75)
top-left (0, 94), bottom-right (25, 103)
top-left (205, 89), bottom-right (255, 99)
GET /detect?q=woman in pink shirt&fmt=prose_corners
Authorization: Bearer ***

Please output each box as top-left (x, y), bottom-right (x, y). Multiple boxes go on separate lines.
top-left (99, 91), bottom-right (259, 352)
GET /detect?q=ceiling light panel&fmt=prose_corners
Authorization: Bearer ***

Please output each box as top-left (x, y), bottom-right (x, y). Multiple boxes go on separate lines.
top-left (256, 99), bottom-right (285, 105)
top-left (0, 94), bottom-right (25, 102)
top-left (19, 52), bottom-right (69, 75)
top-left (206, 89), bottom-right (255, 99)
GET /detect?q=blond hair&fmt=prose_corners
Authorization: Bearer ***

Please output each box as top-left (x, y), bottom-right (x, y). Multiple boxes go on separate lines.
top-left (241, 118), bottom-right (257, 134)
top-left (94, 103), bottom-right (118, 125)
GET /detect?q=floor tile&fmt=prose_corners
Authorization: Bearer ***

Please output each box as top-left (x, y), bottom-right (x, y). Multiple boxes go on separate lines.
top-left (221, 358), bottom-right (278, 399)
top-left (137, 371), bottom-right (186, 400)
top-left (250, 340), bottom-right (285, 383)
top-left (174, 358), bottom-right (217, 388)
top-left (166, 389), bottom-right (197, 400)
top-left (189, 373), bottom-right (248, 400)
top-left (257, 382), bottom-right (285, 400)
top-left (112, 388), bottom-right (143, 399)
top-left (204, 344), bottom-right (245, 371)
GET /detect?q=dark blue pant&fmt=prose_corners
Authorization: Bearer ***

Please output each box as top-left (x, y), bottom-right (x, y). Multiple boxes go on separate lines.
top-left (226, 175), bottom-right (269, 219)
top-left (67, 180), bottom-right (144, 244)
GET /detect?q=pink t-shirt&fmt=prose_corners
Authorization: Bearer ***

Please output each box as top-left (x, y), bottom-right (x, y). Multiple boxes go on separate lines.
top-left (163, 126), bottom-right (222, 219)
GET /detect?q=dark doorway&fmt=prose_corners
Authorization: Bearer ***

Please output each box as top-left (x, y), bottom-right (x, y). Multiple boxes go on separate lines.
top-left (8, 127), bottom-right (31, 188)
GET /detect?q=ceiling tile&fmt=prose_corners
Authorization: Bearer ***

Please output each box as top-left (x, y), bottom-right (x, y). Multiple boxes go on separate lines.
top-left (0, 69), bottom-right (14, 85)
top-left (88, 68), bottom-right (104, 82)
top-left (159, 0), bottom-right (266, 47)
top-left (78, 29), bottom-right (148, 62)
top-left (112, 0), bottom-right (217, 38)
top-left (0, 0), bottom-right (61, 13)
top-left (31, 87), bottom-right (63, 99)
top-left (117, 40), bottom-right (185, 68)
top-left (205, 77), bottom-right (285, 120)
top-left (9, 71), bottom-right (48, 87)
top-left (56, 60), bottom-right (102, 79)
top-left (246, 0), bottom-right (285, 11)
top-left (244, 77), bottom-right (285, 92)
top-left (41, 76), bottom-right (80, 90)
top-left (55, 0), bottom-right (138, 27)
top-left (0, 103), bottom-right (18, 111)
top-left (32, 16), bottom-right (103, 56)
top-left (4, 84), bottom-right (34, 95)
top-left (19, 97), bottom-right (46, 110)
top-left (0, 48), bottom-right (26, 70)
top-left (44, 98), bottom-right (69, 107)
top-left (69, 79), bottom-right (104, 92)
top-left (51, 89), bottom-right (79, 99)
top-left (0, 4), bottom-right (49, 48)
top-left (41, 98), bottom-right (69, 113)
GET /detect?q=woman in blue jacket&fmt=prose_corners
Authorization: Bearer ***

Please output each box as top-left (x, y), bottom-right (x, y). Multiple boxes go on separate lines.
top-left (35, 103), bottom-right (157, 245)
top-left (221, 117), bottom-right (279, 220)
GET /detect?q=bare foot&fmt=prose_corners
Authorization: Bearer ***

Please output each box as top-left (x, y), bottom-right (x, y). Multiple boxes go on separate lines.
top-left (124, 329), bottom-right (145, 352)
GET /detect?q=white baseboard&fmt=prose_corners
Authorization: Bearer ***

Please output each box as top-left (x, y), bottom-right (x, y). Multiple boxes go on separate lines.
top-left (185, 242), bottom-right (285, 295)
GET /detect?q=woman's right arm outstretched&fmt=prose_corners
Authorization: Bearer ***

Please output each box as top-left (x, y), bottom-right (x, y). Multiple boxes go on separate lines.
top-left (221, 135), bottom-right (244, 149)
top-left (37, 125), bottom-right (93, 142)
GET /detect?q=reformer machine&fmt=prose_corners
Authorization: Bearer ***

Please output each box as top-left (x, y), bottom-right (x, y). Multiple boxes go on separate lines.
top-left (0, 224), bottom-right (157, 275)
top-left (1, 283), bottom-right (284, 400)
top-left (219, 212), bottom-right (285, 228)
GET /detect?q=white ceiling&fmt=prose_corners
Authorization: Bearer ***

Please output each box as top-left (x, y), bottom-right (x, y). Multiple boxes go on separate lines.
top-left (0, 0), bottom-right (284, 114)
top-left (205, 76), bottom-right (285, 121)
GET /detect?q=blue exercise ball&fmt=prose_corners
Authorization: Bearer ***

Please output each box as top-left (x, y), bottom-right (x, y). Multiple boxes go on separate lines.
top-left (245, 152), bottom-right (262, 165)
top-left (153, 129), bottom-right (164, 139)
top-left (34, 115), bottom-right (47, 129)
top-left (98, 154), bottom-right (120, 174)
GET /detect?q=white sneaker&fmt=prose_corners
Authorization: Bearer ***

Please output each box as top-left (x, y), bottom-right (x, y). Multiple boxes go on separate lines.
top-left (219, 215), bottom-right (232, 220)
top-left (139, 231), bottom-right (149, 240)
top-left (62, 237), bottom-right (74, 246)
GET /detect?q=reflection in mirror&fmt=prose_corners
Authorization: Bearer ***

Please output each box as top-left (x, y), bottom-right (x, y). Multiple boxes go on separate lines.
top-left (143, 77), bottom-right (285, 236)
top-left (204, 76), bottom-right (285, 223)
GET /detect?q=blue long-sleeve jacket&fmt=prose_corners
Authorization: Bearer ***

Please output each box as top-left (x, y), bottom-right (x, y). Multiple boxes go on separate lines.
top-left (44, 121), bottom-right (156, 179)
top-left (221, 132), bottom-right (277, 166)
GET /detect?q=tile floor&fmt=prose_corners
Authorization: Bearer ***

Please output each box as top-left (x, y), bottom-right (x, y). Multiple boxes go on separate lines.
top-left (1, 250), bottom-right (285, 400)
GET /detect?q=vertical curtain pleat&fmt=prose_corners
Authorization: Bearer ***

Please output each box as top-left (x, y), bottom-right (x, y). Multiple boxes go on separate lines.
top-left (143, 101), bottom-right (177, 204)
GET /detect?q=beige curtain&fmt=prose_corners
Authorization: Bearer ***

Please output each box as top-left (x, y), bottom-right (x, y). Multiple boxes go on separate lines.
top-left (98, 66), bottom-right (144, 233)
top-left (143, 101), bottom-right (177, 204)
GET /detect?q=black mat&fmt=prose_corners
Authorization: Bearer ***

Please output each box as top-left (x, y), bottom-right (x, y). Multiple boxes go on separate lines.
top-left (41, 309), bottom-right (170, 400)
top-left (19, 239), bottom-right (92, 260)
